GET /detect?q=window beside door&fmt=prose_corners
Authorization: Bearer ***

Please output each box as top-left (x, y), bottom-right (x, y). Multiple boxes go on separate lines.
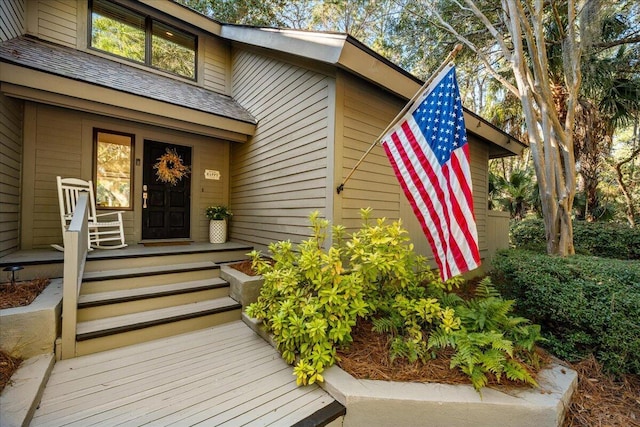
top-left (94, 130), bottom-right (134, 209)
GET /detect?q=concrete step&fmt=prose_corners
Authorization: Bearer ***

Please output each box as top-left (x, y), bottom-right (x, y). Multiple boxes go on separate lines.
top-left (74, 297), bottom-right (242, 356)
top-left (81, 261), bottom-right (220, 294)
top-left (77, 278), bottom-right (231, 321)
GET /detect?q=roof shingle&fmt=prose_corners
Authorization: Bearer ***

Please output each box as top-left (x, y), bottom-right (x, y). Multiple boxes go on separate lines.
top-left (0, 36), bottom-right (256, 124)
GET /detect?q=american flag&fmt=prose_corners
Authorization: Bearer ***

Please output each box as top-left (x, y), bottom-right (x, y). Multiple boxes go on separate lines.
top-left (381, 65), bottom-right (480, 281)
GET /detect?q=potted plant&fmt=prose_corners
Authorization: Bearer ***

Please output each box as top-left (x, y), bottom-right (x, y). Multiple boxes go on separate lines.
top-left (205, 205), bottom-right (232, 243)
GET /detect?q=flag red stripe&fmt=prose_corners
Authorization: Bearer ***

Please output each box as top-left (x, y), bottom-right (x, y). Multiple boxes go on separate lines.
top-left (382, 140), bottom-right (448, 277)
top-left (387, 129), bottom-right (453, 277)
top-left (399, 121), bottom-right (463, 276)
top-left (448, 148), bottom-right (481, 264)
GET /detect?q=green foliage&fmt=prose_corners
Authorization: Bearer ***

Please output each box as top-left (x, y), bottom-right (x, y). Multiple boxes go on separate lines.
top-left (491, 249), bottom-right (640, 376)
top-left (247, 209), bottom-right (448, 385)
top-left (248, 209), bottom-right (543, 391)
top-left (510, 218), bottom-right (640, 259)
top-left (246, 211), bottom-right (371, 385)
top-left (205, 205), bottom-right (233, 220)
top-left (428, 278), bottom-right (542, 391)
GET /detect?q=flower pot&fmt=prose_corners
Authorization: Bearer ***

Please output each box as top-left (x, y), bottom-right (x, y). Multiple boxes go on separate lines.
top-left (209, 219), bottom-right (227, 243)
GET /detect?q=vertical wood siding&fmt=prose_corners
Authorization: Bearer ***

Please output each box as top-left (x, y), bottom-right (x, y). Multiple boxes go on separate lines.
top-left (0, 94), bottom-right (24, 256)
top-left (35, 0), bottom-right (77, 47)
top-left (27, 104), bottom-right (84, 248)
top-left (203, 37), bottom-right (230, 95)
top-left (337, 72), bottom-right (405, 228)
top-left (230, 49), bottom-right (331, 251)
top-left (20, 103), bottom-right (229, 249)
top-left (0, 0), bottom-right (25, 41)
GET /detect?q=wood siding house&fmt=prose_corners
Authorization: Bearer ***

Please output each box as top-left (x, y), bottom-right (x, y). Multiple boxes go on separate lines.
top-left (0, 0), bottom-right (525, 273)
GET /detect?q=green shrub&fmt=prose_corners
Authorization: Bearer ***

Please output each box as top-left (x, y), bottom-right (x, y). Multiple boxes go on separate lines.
top-left (247, 209), bottom-right (421, 386)
top-left (510, 218), bottom-right (640, 260)
top-left (491, 249), bottom-right (640, 376)
top-left (248, 209), bottom-right (543, 390)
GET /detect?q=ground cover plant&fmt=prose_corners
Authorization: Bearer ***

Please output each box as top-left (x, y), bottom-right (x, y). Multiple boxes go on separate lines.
top-left (510, 218), bottom-right (640, 260)
top-left (491, 249), bottom-right (640, 378)
top-left (246, 209), bottom-right (543, 390)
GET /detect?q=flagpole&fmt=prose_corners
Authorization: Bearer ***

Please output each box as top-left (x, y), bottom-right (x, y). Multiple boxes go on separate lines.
top-left (336, 44), bottom-right (463, 194)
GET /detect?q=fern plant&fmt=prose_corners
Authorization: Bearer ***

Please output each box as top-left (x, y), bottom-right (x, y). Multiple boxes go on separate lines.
top-left (428, 278), bottom-right (544, 390)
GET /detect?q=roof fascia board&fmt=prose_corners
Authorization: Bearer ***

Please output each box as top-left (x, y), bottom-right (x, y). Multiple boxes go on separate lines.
top-left (338, 42), bottom-right (420, 100)
top-left (221, 26), bottom-right (346, 64)
top-left (463, 109), bottom-right (526, 156)
top-left (136, 0), bottom-right (222, 35)
top-left (1, 64), bottom-right (254, 141)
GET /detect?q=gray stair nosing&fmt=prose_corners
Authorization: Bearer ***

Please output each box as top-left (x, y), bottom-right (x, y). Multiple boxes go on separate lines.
top-left (77, 278), bottom-right (230, 308)
top-left (292, 400), bottom-right (347, 427)
top-left (82, 262), bottom-right (220, 282)
top-left (76, 302), bottom-right (242, 341)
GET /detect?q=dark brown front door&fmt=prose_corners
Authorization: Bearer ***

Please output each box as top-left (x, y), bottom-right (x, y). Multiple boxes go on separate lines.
top-left (142, 140), bottom-right (191, 240)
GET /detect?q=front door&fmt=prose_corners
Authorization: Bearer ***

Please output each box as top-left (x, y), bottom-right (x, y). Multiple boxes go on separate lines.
top-left (142, 140), bottom-right (192, 240)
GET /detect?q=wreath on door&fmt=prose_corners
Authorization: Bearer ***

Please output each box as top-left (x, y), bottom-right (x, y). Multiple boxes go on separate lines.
top-left (153, 148), bottom-right (191, 186)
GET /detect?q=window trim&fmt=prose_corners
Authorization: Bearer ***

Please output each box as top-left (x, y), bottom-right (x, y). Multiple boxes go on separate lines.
top-left (88, 0), bottom-right (198, 81)
top-left (93, 128), bottom-right (136, 211)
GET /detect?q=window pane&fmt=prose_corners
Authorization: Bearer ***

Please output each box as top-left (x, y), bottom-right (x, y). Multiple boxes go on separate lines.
top-left (152, 22), bottom-right (196, 79)
top-left (96, 132), bottom-right (133, 208)
top-left (91, 0), bottom-right (145, 63)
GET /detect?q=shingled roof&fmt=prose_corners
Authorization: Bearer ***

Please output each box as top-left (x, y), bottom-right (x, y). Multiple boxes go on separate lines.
top-left (0, 36), bottom-right (256, 125)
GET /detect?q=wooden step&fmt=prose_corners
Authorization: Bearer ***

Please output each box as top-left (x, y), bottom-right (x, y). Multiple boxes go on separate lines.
top-left (74, 297), bottom-right (242, 356)
top-left (77, 278), bottom-right (232, 321)
top-left (81, 261), bottom-right (220, 294)
top-left (83, 243), bottom-right (253, 272)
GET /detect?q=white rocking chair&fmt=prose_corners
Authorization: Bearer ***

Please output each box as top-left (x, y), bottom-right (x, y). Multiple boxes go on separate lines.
top-left (53, 176), bottom-right (127, 251)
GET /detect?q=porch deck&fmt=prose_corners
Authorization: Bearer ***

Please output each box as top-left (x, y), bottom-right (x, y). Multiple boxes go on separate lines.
top-left (0, 242), bottom-right (254, 282)
top-left (0, 241), bottom-right (253, 268)
top-left (31, 320), bottom-right (338, 426)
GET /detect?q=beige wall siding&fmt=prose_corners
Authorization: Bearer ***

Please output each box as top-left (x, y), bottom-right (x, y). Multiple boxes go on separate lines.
top-left (19, 103), bottom-right (230, 249)
top-left (27, 0), bottom-right (77, 47)
top-left (334, 71), bottom-right (405, 228)
top-left (0, 94), bottom-right (24, 256)
top-left (203, 36), bottom-right (231, 95)
top-left (1, 0), bottom-right (25, 41)
top-left (230, 49), bottom-right (331, 251)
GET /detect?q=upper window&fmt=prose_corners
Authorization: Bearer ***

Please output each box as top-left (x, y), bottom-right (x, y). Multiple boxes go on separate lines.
top-left (90, 0), bottom-right (196, 79)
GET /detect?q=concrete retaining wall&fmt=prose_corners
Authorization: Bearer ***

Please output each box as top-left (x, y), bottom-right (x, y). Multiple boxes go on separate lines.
top-left (0, 279), bottom-right (62, 358)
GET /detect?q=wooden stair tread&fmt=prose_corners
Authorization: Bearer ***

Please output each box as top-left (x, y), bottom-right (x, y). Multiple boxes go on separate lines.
top-left (76, 297), bottom-right (241, 340)
top-left (77, 278), bottom-right (229, 307)
top-left (82, 261), bottom-right (219, 281)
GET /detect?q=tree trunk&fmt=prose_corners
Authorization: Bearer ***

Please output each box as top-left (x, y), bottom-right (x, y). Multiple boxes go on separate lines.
top-left (615, 146), bottom-right (640, 228)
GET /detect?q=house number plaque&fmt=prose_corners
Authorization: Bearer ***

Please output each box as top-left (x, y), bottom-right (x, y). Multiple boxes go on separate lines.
top-left (204, 169), bottom-right (221, 180)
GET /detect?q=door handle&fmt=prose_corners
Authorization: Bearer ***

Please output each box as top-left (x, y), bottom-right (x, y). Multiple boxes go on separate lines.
top-left (143, 185), bottom-right (148, 208)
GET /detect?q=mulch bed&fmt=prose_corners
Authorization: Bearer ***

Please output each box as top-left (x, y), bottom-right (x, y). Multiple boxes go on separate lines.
top-left (229, 259), bottom-right (257, 276)
top-left (0, 351), bottom-right (22, 393)
top-left (337, 318), bottom-right (546, 386)
top-left (563, 355), bottom-right (640, 427)
top-left (0, 278), bottom-right (50, 393)
top-left (0, 278), bottom-right (50, 309)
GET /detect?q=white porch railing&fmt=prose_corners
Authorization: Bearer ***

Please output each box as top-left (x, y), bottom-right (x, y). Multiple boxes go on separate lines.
top-left (60, 192), bottom-right (90, 360)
